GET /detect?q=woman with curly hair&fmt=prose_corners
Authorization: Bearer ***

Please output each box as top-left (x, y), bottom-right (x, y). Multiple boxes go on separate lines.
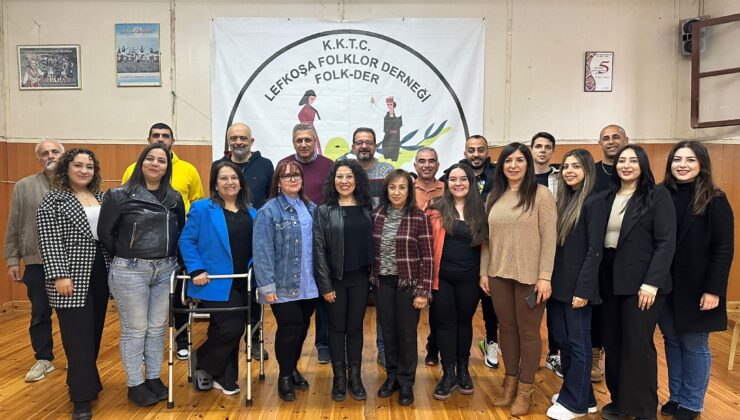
top-left (313, 159), bottom-right (374, 401)
top-left (37, 148), bottom-right (109, 419)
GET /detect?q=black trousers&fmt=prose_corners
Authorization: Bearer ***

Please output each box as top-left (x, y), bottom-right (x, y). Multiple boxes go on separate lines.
top-left (271, 298), bottom-right (317, 377)
top-left (55, 248), bottom-right (109, 402)
top-left (601, 249), bottom-right (665, 418)
top-left (432, 267), bottom-right (480, 361)
top-left (23, 264), bottom-right (55, 361)
top-left (375, 275), bottom-right (420, 386)
top-left (479, 287), bottom-right (499, 343)
top-left (197, 287), bottom-right (248, 385)
top-left (326, 270), bottom-right (369, 363)
top-left (546, 300), bottom-right (560, 354)
top-left (314, 298), bottom-right (329, 350)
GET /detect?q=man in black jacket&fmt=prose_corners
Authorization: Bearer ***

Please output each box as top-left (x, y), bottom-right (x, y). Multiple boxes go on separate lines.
top-left (212, 122), bottom-right (273, 360)
top-left (440, 135), bottom-right (500, 369)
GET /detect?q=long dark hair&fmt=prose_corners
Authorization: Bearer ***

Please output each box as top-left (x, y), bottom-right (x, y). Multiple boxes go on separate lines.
top-left (611, 144), bottom-right (655, 217)
top-left (379, 169), bottom-right (416, 214)
top-left (52, 148), bottom-right (102, 193)
top-left (210, 161), bottom-right (251, 211)
top-left (322, 159), bottom-right (372, 210)
top-left (663, 140), bottom-right (723, 216)
top-left (298, 89), bottom-right (321, 119)
top-left (269, 160), bottom-right (310, 205)
top-left (429, 163), bottom-right (486, 246)
top-left (124, 143), bottom-right (173, 195)
top-left (486, 142), bottom-right (537, 214)
top-left (556, 149), bottom-right (596, 245)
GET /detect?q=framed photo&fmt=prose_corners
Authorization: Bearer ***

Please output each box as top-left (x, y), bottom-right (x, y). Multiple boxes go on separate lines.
top-left (115, 23), bottom-right (161, 87)
top-left (18, 45), bottom-right (81, 90)
top-left (584, 51), bottom-right (614, 92)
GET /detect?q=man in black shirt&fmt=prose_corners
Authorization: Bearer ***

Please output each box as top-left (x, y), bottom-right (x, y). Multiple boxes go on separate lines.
top-left (593, 124), bottom-right (629, 192)
top-left (211, 123), bottom-right (274, 209)
top-left (212, 122), bottom-right (274, 360)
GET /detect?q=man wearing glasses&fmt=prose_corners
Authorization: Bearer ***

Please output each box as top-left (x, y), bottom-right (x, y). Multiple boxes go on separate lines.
top-left (279, 123), bottom-right (334, 364)
top-left (211, 122), bottom-right (274, 209)
top-left (121, 122), bottom-right (205, 360)
top-left (350, 127), bottom-right (394, 208)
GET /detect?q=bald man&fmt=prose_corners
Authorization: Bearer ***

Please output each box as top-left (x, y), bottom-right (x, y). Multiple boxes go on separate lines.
top-left (211, 123), bottom-right (274, 209)
top-left (4, 139), bottom-right (64, 382)
top-left (594, 124), bottom-right (629, 192)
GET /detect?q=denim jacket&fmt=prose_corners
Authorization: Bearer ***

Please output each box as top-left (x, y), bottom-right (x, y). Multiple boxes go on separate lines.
top-left (253, 193), bottom-right (317, 299)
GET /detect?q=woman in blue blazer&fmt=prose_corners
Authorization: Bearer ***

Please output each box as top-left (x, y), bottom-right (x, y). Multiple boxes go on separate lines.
top-left (179, 161), bottom-right (256, 396)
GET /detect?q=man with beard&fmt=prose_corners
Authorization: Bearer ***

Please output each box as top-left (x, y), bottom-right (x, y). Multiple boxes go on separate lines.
top-left (211, 123), bottom-right (273, 209)
top-left (212, 122), bottom-right (273, 360)
top-left (121, 122), bottom-right (205, 360)
top-left (350, 127), bottom-right (394, 208)
top-left (441, 135), bottom-right (500, 369)
top-left (4, 139), bottom-right (64, 382)
top-left (279, 123), bottom-right (334, 364)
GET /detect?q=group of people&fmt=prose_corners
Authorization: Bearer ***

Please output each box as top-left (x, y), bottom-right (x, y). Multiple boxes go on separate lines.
top-left (3, 121), bottom-right (733, 420)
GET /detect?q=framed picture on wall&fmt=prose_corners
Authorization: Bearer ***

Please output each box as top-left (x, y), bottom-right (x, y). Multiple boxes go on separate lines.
top-left (17, 45), bottom-right (81, 90)
top-left (584, 51), bottom-right (613, 92)
top-left (115, 23), bottom-right (161, 87)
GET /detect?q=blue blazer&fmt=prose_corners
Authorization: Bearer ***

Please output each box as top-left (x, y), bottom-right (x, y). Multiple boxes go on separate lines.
top-left (179, 199), bottom-right (256, 301)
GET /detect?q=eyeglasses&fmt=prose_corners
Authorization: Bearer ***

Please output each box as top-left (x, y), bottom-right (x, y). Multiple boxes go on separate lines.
top-left (416, 159), bottom-right (437, 165)
top-left (280, 173), bottom-right (302, 181)
top-left (151, 133), bottom-right (172, 139)
top-left (229, 136), bottom-right (251, 141)
top-left (354, 141), bottom-right (375, 146)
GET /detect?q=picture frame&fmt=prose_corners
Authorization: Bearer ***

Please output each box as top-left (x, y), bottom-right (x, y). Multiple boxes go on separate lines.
top-left (18, 45), bottom-right (81, 90)
top-left (115, 23), bottom-right (162, 87)
top-left (584, 51), bottom-right (614, 92)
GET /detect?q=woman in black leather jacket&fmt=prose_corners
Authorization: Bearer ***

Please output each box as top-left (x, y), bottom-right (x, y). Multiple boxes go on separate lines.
top-left (98, 143), bottom-right (185, 407)
top-left (313, 159), bottom-right (373, 402)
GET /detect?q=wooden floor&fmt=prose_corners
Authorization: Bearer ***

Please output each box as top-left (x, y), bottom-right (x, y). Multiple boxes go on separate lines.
top-left (0, 302), bottom-right (738, 419)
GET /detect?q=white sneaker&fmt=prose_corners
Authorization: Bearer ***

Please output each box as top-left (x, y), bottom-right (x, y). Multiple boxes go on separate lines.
top-left (25, 359), bottom-right (54, 382)
top-left (546, 401), bottom-right (587, 419)
top-left (483, 340), bottom-right (500, 368)
top-left (551, 394), bottom-right (597, 414)
top-left (176, 348), bottom-right (189, 360)
top-left (546, 354), bottom-right (563, 378)
top-left (213, 380), bottom-right (240, 395)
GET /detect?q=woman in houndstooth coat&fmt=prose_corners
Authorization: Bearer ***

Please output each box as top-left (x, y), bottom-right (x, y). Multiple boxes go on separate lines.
top-left (36, 148), bottom-right (110, 420)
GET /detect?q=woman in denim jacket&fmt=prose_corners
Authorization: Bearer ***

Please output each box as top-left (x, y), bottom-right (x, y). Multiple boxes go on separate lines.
top-left (253, 160), bottom-right (318, 402)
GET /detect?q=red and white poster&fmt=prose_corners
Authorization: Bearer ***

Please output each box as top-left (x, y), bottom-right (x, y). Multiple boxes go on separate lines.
top-left (211, 18), bottom-right (485, 171)
top-left (584, 51), bottom-right (614, 92)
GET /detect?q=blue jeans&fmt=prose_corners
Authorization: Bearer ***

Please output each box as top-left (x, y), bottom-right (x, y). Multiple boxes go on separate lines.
top-left (108, 256), bottom-right (178, 386)
top-left (549, 300), bottom-right (596, 414)
top-left (658, 306), bottom-right (711, 412)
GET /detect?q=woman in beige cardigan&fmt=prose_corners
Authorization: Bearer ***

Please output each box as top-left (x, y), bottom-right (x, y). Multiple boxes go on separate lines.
top-left (480, 142), bottom-right (557, 417)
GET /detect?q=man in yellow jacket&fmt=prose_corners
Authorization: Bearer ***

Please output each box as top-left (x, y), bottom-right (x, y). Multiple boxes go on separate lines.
top-left (121, 122), bottom-right (204, 214)
top-left (121, 122), bottom-right (204, 360)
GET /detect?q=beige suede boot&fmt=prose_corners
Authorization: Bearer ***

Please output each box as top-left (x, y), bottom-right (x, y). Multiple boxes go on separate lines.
top-left (492, 375), bottom-right (518, 407)
top-left (591, 348), bottom-right (603, 383)
top-left (510, 382), bottom-right (534, 417)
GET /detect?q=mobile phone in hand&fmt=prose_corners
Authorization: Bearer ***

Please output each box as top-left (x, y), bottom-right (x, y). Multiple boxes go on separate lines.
top-left (525, 289), bottom-right (537, 309)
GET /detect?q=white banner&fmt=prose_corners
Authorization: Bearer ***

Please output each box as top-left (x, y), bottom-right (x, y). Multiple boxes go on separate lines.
top-left (212, 18), bottom-right (484, 171)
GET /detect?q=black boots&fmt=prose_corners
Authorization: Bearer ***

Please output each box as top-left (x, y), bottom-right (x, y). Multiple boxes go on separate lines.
top-left (347, 361), bottom-right (367, 400)
top-left (456, 358), bottom-right (474, 395)
top-left (433, 361), bottom-right (458, 400)
top-left (277, 376), bottom-right (296, 402)
top-left (145, 378), bottom-right (168, 401)
top-left (377, 377), bottom-right (400, 398)
top-left (291, 368), bottom-right (309, 390)
top-left (128, 383), bottom-right (159, 407)
top-left (331, 362), bottom-right (347, 401)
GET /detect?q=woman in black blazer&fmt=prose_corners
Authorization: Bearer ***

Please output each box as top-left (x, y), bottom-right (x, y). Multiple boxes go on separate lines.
top-left (546, 149), bottom-right (606, 420)
top-left (658, 141), bottom-right (734, 420)
top-left (599, 144), bottom-right (676, 420)
top-left (37, 149), bottom-right (110, 420)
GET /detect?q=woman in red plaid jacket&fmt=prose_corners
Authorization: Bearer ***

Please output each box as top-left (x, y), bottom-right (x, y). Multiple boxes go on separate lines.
top-left (370, 169), bottom-right (434, 407)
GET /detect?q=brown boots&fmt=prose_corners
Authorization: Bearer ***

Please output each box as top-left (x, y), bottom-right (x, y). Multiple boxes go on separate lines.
top-left (591, 348), bottom-right (603, 382)
top-left (510, 382), bottom-right (534, 416)
top-left (493, 375), bottom-right (518, 406)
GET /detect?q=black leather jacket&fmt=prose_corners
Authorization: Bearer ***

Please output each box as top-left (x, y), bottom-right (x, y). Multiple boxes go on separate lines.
top-left (98, 184), bottom-right (186, 259)
top-left (312, 203), bottom-right (373, 295)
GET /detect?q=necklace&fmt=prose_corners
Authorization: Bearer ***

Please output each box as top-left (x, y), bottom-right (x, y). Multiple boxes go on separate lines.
top-left (601, 163), bottom-right (613, 176)
top-left (75, 192), bottom-right (98, 207)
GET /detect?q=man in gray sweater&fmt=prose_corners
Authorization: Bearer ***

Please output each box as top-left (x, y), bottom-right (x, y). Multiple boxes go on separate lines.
top-left (4, 139), bottom-right (63, 382)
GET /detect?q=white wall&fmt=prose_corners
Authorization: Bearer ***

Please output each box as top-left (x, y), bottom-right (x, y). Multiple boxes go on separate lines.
top-left (2, 0), bottom-right (739, 146)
